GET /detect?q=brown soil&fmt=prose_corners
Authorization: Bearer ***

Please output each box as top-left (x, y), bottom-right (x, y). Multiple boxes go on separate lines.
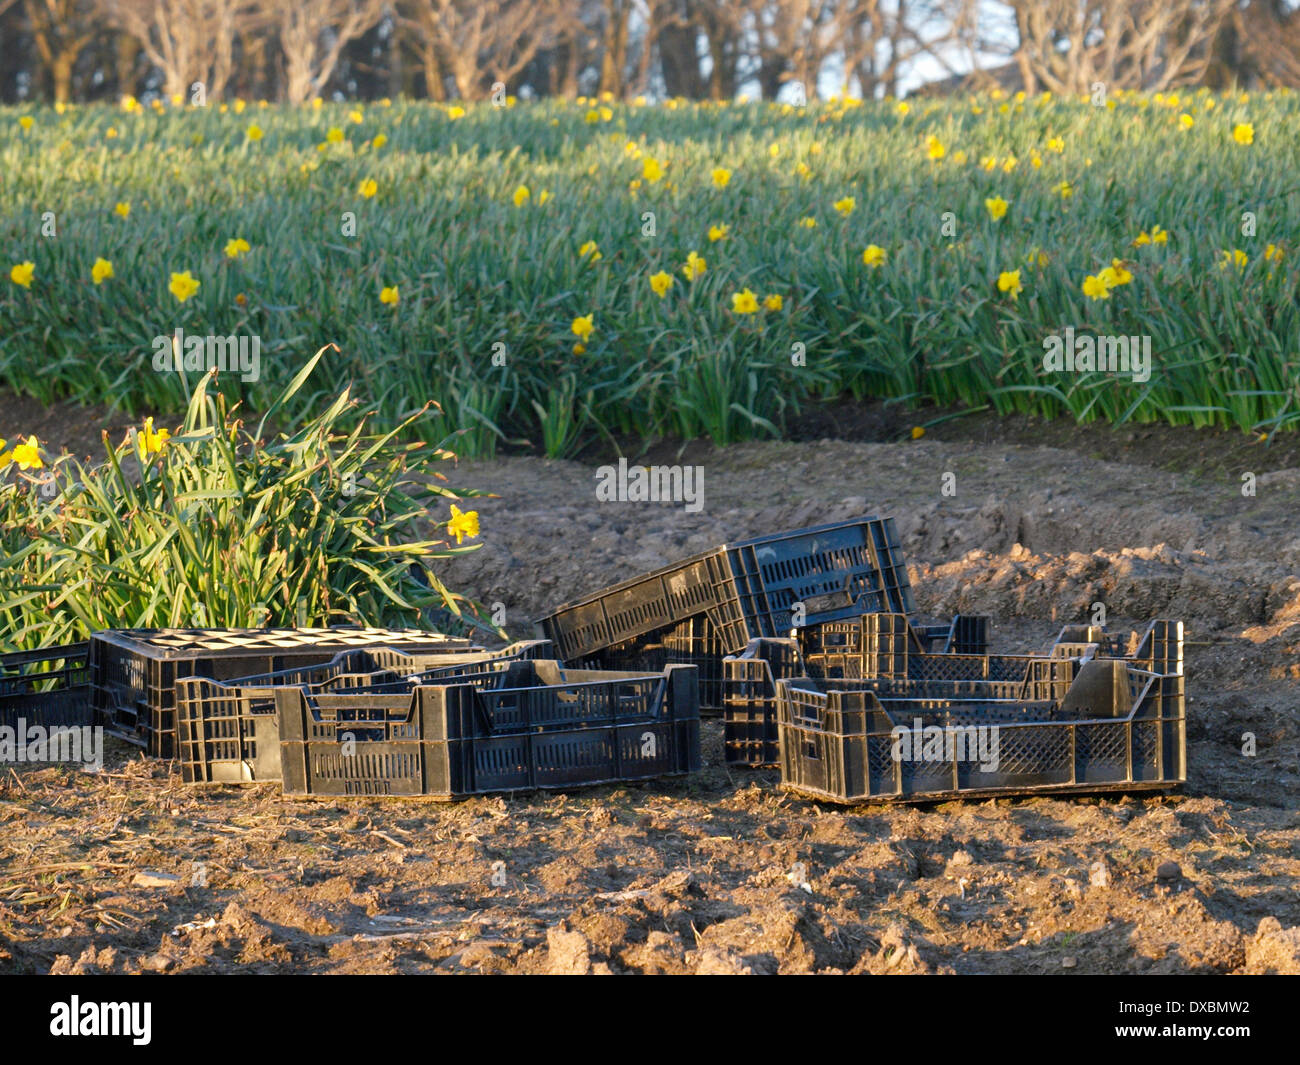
top-left (0, 390), bottom-right (134, 464)
top-left (2, 390), bottom-right (1298, 975)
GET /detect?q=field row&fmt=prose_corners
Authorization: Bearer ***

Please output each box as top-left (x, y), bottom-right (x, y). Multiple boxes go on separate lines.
top-left (3, 91), bottom-right (1298, 455)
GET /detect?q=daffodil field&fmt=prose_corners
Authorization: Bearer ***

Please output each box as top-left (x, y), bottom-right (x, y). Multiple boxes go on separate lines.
top-left (3, 89), bottom-right (1300, 457)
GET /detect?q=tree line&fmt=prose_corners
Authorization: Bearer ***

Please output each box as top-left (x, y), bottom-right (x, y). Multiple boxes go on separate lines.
top-left (2, 1), bottom-right (1298, 106)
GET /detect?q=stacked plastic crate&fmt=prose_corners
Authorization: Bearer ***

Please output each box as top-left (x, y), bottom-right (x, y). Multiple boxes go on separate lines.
top-left (90, 627), bottom-right (480, 757)
top-left (4, 626), bottom-right (702, 800)
top-left (1, 515), bottom-right (1186, 805)
top-left (770, 613), bottom-right (1185, 803)
top-left (537, 517), bottom-right (921, 712)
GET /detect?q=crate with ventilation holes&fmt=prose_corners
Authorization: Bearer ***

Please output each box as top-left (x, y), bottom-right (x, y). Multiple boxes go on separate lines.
top-left (91, 626), bottom-right (477, 757)
top-left (174, 640), bottom-right (552, 783)
top-left (775, 637), bottom-right (1184, 804)
top-left (0, 642), bottom-right (92, 733)
top-left (274, 659), bottom-right (701, 799)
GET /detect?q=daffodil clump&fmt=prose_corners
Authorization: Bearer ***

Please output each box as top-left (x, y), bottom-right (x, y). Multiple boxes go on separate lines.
top-left (0, 353), bottom-right (492, 651)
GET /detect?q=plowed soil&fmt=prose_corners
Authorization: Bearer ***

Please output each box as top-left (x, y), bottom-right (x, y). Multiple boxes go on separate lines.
top-left (2, 396), bottom-right (1298, 975)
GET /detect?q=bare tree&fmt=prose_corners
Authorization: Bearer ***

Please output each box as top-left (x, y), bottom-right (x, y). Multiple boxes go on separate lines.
top-left (655, 0), bottom-right (701, 97)
top-left (838, 0), bottom-right (979, 98)
top-left (397, 0), bottom-right (566, 101)
top-left (626, 0), bottom-right (672, 94)
top-left (278, 0), bottom-right (386, 104)
top-left (592, 0), bottom-right (629, 95)
top-left (1005, 0), bottom-right (1235, 95)
top-left (735, 0), bottom-right (960, 102)
top-left (99, 0), bottom-right (260, 99)
top-left (692, 0), bottom-right (743, 98)
top-left (1229, 0), bottom-right (1300, 87)
top-left (23, 0), bottom-right (101, 102)
top-left (743, 0), bottom-right (834, 100)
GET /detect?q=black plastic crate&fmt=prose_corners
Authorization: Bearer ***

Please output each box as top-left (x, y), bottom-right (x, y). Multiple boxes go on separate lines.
top-left (912, 614), bottom-right (991, 655)
top-left (211, 640), bottom-right (553, 694)
top-left (276, 660), bottom-right (701, 799)
top-left (538, 516), bottom-right (914, 661)
top-left (801, 611), bottom-right (986, 669)
top-left (722, 637), bottom-right (800, 766)
top-left (801, 614), bottom-right (1181, 685)
top-left (776, 656), bottom-right (1185, 804)
top-left (92, 627), bottom-right (474, 758)
top-left (707, 517), bottom-right (915, 651)
top-left (721, 635), bottom-right (1073, 768)
top-left (576, 615), bottom-right (726, 712)
top-left (573, 635), bottom-right (668, 676)
top-left (174, 641), bottom-right (551, 783)
top-left (661, 615), bottom-right (725, 708)
top-left (0, 643), bottom-right (92, 732)
top-left (723, 617), bottom-right (1182, 769)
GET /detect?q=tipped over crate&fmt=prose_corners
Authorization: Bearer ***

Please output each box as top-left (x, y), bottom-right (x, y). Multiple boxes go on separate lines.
top-left (543, 516), bottom-right (916, 713)
top-left (0, 643), bottom-right (92, 732)
top-left (276, 660), bottom-right (701, 799)
top-left (539, 517), bottom-right (915, 662)
top-left (174, 641), bottom-right (551, 783)
top-left (92, 627), bottom-right (475, 757)
top-left (776, 654), bottom-right (1185, 804)
top-left (705, 517), bottom-right (915, 650)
